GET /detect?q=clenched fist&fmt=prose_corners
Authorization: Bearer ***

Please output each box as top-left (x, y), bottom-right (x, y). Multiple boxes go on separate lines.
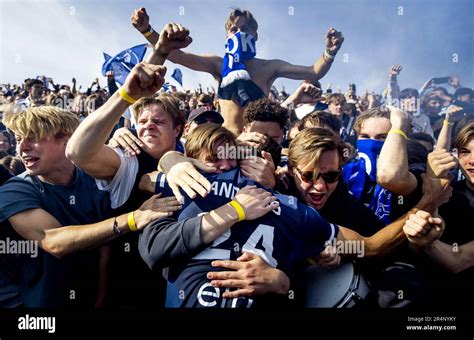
top-left (122, 62), bottom-right (167, 99)
top-left (131, 7), bottom-right (151, 34)
top-left (403, 210), bottom-right (445, 247)
top-left (156, 23), bottom-right (193, 56)
top-left (325, 28), bottom-right (344, 55)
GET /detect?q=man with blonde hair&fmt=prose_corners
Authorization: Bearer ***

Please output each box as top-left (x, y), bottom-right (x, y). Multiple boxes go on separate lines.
top-left (0, 106), bottom-right (180, 307)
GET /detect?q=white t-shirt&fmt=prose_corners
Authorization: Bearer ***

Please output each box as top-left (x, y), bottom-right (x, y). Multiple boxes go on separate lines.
top-left (95, 148), bottom-right (139, 209)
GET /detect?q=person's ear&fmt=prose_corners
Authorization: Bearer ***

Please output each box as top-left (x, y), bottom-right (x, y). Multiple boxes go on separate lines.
top-left (174, 124), bottom-right (183, 138)
top-left (288, 164), bottom-right (295, 177)
top-left (183, 123), bottom-right (190, 136)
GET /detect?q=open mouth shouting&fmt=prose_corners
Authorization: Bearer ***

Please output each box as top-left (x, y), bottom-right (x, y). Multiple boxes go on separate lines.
top-left (22, 155), bottom-right (40, 169)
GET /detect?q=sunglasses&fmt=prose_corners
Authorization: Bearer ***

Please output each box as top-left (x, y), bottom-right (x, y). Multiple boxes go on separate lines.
top-left (295, 167), bottom-right (342, 184)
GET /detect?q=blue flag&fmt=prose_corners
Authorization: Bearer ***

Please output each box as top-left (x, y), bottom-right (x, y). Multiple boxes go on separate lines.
top-left (101, 44), bottom-right (147, 85)
top-left (161, 82), bottom-right (171, 92)
top-left (171, 68), bottom-right (183, 87)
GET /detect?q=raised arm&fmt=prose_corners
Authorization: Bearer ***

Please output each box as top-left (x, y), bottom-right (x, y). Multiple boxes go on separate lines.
top-left (131, 7), bottom-right (222, 77)
top-left (67, 24), bottom-right (191, 180)
top-left (281, 83), bottom-right (323, 109)
top-left (377, 105), bottom-right (418, 196)
top-left (436, 105), bottom-right (463, 150)
top-left (66, 63), bottom-right (164, 180)
top-left (269, 28), bottom-right (344, 82)
top-left (386, 64), bottom-right (402, 106)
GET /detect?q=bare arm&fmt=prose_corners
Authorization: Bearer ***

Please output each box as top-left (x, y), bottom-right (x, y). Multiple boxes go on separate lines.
top-left (386, 64), bottom-right (402, 106)
top-left (131, 7), bottom-right (221, 77)
top-left (403, 210), bottom-right (474, 273)
top-left (66, 90), bottom-right (128, 180)
top-left (436, 105), bottom-right (463, 150)
top-left (68, 24), bottom-right (189, 180)
top-left (377, 106), bottom-right (418, 196)
top-left (270, 28), bottom-right (344, 82)
top-left (337, 207), bottom-right (419, 257)
top-left (423, 240), bottom-right (474, 273)
top-left (338, 173), bottom-right (452, 257)
top-left (7, 195), bottom-right (181, 258)
top-left (200, 186), bottom-right (278, 244)
top-left (67, 63), bottom-right (167, 179)
top-left (138, 186), bottom-right (278, 269)
top-left (9, 208), bottom-right (128, 258)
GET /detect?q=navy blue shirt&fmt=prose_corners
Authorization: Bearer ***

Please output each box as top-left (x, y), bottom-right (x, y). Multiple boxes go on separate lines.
top-left (154, 168), bottom-right (338, 308)
top-left (0, 168), bottom-right (112, 307)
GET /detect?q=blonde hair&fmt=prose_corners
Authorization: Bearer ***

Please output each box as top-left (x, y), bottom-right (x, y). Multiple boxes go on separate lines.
top-left (225, 9), bottom-right (258, 34)
top-left (185, 123), bottom-right (236, 161)
top-left (353, 107), bottom-right (390, 135)
top-left (2, 106), bottom-right (80, 141)
top-left (288, 128), bottom-right (345, 172)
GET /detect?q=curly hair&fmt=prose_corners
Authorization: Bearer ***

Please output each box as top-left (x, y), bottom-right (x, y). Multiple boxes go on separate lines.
top-left (243, 98), bottom-right (288, 129)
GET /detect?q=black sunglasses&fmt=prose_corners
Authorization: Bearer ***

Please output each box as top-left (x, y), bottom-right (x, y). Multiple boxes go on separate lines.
top-left (295, 168), bottom-right (342, 184)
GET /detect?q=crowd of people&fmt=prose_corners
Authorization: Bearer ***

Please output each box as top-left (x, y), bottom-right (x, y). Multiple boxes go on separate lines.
top-left (0, 7), bottom-right (473, 310)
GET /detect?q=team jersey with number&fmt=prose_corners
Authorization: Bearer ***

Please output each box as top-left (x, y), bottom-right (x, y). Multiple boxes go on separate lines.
top-left (154, 168), bottom-right (338, 308)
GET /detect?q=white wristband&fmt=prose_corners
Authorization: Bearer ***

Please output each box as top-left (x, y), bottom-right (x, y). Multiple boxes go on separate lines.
top-left (324, 49), bottom-right (335, 60)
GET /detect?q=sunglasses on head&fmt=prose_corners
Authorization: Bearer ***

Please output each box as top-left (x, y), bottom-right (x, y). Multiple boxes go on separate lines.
top-left (193, 115), bottom-right (219, 125)
top-left (295, 167), bottom-right (342, 184)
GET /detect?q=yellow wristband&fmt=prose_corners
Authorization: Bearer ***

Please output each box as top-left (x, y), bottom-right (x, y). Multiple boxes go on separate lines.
top-left (142, 27), bottom-right (154, 37)
top-left (127, 212), bottom-right (138, 232)
top-left (229, 200), bottom-right (246, 222)
top-left (443, 120), bottom-right (454, 127)
top-left (389, 129), bottom-right (408, 140)
top-left (119, 87), bottom-right (138, 104)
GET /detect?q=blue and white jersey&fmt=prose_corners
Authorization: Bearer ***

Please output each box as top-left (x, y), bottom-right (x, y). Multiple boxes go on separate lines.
top-left (155, 168), bottom-right (338, 308)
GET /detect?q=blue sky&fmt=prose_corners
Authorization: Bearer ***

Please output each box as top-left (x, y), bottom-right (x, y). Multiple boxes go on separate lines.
top-left (1, 0), bottom-right (472, 95)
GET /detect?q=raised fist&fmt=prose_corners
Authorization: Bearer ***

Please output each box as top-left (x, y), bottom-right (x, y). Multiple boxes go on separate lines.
top-left (291, 83), bottom-right (323, 105)
top-left (156, 23), bottom-right (193, 55)
top-left (131, 7), bottom-right (151, 34)
top-left (325, 28), bottom-right (344, 54)
top-left (122, 62), bottom-right (167, 99)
